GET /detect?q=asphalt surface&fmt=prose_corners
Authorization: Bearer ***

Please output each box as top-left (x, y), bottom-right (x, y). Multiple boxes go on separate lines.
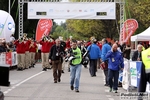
top-left (0, 63), bottom-right (128, 100)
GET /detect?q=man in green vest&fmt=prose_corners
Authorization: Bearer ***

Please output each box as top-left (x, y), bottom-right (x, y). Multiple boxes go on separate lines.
top-left (138, 47), bottom-right (150, 94)
top-left (68, 39), bottom-right (82, 92)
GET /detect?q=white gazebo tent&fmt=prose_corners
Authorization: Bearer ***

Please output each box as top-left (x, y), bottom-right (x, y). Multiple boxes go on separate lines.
top-left (131, 27), bottom-right (150, 41)
top-left (131, 27), bottom-right (150, 49)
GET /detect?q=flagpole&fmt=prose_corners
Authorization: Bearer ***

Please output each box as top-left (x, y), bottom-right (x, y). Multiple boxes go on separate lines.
top-left (8, 0), bottom-right (10, 14)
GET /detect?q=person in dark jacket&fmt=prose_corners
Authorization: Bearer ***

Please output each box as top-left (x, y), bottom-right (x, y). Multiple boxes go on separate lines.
top-left (106, 43), bottom-right (124, 93)
top-left (123, 45), bottom-right (131, 60)
top-left (78, 41), bottom-right (87, 68)
top-left (60, 38), bottom-right (66, 73)
top-left (49, 38), bottom-right (65, 83)
top-left (132, 44), bottom-right (142, 61)
top-left (0, 41), bottom-right (6, 53)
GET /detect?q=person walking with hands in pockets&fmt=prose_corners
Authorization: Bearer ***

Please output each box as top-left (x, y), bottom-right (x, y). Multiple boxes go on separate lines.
top-left (105, 43), bottom-right (124, 93)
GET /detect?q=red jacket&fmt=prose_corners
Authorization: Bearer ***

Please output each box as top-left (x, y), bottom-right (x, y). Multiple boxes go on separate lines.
top-left (29, 42), bottom-right (37, 52)
top-left (14, 40), bottom-right (25, 54)
top-left (66, 40), bottom-right (71, 49)
top-left (97, 42), bottom-right (102, 50)
top-left (86, 41), bottom-right (91, 47)
top-left (40, 40), bottom-right (54, 53)
top-left (24, 40), bottom-right (31, 51)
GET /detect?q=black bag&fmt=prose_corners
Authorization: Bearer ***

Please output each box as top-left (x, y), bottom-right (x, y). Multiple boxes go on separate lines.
top-left (83, 45), bottom-right (92, 59)
top-left (0, 91), bottom-right (4, 100)
top-left (87, 45), bottom-right (92, 59)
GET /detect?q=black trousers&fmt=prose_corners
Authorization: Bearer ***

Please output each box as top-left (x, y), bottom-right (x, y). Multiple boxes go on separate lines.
top-left (89, 59), bottom-right (97, 76)
top-left (138, 63), bottom-right (150, 100)
top-left (138, 63), bottom-right (150, 92)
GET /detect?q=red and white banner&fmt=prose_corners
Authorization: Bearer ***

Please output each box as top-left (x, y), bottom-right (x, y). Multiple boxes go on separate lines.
top-left (0, 52), bottom-right (17, 66)
top-left (120, 19), bottom-right (138, 43)
top-left (36, 19), bottom-right (53, 41)
top-left (6, 52), bottom-right (12, 65)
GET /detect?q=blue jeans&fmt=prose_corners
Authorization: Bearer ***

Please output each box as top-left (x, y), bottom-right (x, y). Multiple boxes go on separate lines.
top-left (70, 64), bottom-right (82, 90)
top-left (108, 69), bottom-right (119, 90)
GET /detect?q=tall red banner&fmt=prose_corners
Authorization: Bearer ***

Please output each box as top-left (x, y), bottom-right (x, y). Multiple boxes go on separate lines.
top-left (120, 19), bottom-right (138, 43)
top-left (36, 19), bottom-right (53, 41)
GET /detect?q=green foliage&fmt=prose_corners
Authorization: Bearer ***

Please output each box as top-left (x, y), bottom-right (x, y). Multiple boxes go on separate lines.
top-left (126, 0), bottom-right (150, 35)
top-left (51, 24), bottom-right (71, 40)
top-left (66, 19), bottom-right (119, 40)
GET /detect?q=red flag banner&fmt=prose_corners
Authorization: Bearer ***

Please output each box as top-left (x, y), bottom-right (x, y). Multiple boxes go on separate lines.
top-left (120, 19), bottom-right (138, 43)
top-left (36, 19), bottom-right (53, 41)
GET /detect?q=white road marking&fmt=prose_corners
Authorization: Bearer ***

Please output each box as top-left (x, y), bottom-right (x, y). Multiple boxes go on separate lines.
top-left (108, 98), bottom-right (114, 100)
top-left (4, 71), bottom-right (44, 95)
top-left (106, 95), bottom-right (112, 97)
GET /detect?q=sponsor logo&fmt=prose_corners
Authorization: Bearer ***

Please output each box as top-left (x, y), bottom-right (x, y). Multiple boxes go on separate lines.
top-left (49, 9), bottom-right (53, 12)
top-left (29, 9), bottom-right (34, 12)
top-left (0, 23), bottom-right (4, 29)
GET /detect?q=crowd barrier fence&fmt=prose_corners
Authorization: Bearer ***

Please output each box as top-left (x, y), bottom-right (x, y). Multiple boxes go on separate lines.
top-left (121, 59), bottom-right (150, 93)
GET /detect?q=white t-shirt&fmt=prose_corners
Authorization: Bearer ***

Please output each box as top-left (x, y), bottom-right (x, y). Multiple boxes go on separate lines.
top-left (38, 44), bottom-right (42, 50)
top-left (10, 36), bottom-right (15, 42)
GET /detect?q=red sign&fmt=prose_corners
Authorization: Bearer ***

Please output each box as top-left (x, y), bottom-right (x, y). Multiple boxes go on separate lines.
top-left (6, 52), bottom-right (12, 66)
top-left (120, 19), bottom-right (138, 43)
top-left (36, 19), bottom-right (53, 41)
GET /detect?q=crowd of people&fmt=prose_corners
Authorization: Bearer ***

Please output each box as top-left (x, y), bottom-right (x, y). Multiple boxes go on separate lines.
top-left (1, 33), bottom-right (150, 94)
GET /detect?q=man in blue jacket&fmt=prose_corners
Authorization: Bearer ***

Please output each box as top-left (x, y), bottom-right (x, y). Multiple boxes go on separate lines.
top-left (87, 38), bottom-right (101, 77)
top-left (106, 43), bottom-right (124, 93)
top-left (101, 38), bottom-right (111, 86)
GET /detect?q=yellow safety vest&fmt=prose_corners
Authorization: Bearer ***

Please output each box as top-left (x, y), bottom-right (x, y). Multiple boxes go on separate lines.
top-left (142, 46), bottom-right (145, 51)
top-left (142, 48), bottom-right (150, 73)
top-left (71, 47), bottom-right (82, 65)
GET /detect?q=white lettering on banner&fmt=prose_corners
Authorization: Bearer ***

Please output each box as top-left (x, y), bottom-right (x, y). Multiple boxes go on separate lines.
top-left (28, 2), bottom-right (116, 19)
top-left (130, 62), bottom-right (137, 87)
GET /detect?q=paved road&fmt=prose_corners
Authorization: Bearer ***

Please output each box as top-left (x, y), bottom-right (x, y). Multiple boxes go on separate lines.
top-left (1, 63), bottom-right (127, 100)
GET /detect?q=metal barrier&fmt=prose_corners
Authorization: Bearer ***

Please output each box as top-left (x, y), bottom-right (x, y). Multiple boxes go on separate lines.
top-left (122, 59), bottom-right (150, 93)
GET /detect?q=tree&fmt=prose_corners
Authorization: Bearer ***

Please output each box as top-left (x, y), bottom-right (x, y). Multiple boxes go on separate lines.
top-left (126, 0), bottom-right (150, 34)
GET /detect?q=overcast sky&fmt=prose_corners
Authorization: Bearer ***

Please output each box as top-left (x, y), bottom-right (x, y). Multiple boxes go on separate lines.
top-left (54, 19), bottom-right (66, 25)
